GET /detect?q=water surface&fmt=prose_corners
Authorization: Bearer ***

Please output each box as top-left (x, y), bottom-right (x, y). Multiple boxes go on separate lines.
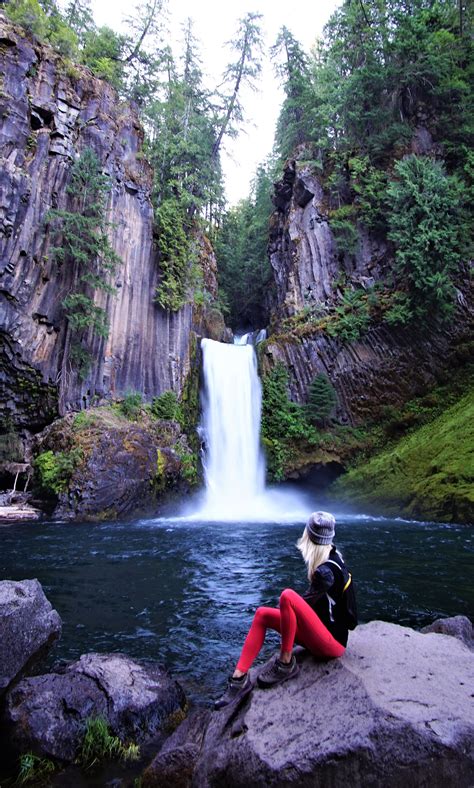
top-left (1, 514), bottom-right (472, 702)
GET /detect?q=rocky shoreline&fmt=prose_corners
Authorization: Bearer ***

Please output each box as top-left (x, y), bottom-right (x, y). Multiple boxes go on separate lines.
top-left (0, 579), bottom-right (472, 786)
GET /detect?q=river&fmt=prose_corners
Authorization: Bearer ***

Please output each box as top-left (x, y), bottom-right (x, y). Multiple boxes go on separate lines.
top-left (1, 513), bottom-right (472, 703)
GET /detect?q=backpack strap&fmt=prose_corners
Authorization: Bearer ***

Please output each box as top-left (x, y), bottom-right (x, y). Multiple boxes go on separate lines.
top-left (325, 559), bottom-right (352, 592)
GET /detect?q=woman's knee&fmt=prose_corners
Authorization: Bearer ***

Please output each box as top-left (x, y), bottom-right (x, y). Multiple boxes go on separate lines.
top-left (280, 588), bottom-right (298, 606)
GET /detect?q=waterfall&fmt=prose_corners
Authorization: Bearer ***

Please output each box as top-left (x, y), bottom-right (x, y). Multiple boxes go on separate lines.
top-left (199, 338), bottom-right (265, 517)
top-left (193, 337), bottom-right (310, 521)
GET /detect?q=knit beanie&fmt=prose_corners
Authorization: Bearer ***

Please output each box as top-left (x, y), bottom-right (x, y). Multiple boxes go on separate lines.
top-left (306, 511), bottom-right (336, 545)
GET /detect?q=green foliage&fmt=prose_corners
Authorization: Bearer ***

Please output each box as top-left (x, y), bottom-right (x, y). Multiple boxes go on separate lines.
top-left (119, 392), bottom-right (143, 420)
top-left (82, 26), bottom-right (125, 89)
top-left (387, 155), bottom-right (465, 320)
top-left (216, 161), bottom-right (274, 328)
top-left (5, 0), bottom-right (48, 37)
top-left (47, 147), bottom-right (119, 374)
top-left (151, 390), bottom-right (182, 422)
top-left (155, 198), bottom-right (190, 311)
top-left (328, 205), bottom-right (359, 255)
top-left (69, 342), bottom-right (93, 380)
top-left (34, 448), bottom-right (83, 495)
top-left (261, 363), bottom-right (318, 480)
top-left (271, 26), bottom-right (313, 159)
top-left (77, 717), bottom-right (140, 770)
top-left (72, 410), bottom-right (95, 430)
top-left (326, 288), bottom-right (371, 343)
top-left (384, 291), bottom-right (413, 326)
top-left (176, 446), bottom-right (199, 485)
top-left (332, 388), bottom-right (474, 523)
top-left (17, 752), bottom-right (56, 785)
top-left (306, 373), bottom-right (337, 426)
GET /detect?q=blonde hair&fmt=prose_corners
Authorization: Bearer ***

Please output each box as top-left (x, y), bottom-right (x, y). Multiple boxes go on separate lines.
top-left (296, 528), bottom-right (332, 580)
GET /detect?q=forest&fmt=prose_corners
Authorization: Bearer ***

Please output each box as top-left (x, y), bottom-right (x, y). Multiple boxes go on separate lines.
top-left (5, 0), bottom-right (472, 331)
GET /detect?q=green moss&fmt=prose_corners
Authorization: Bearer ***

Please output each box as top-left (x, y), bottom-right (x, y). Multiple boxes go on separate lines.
top-left (152, 448), bottom-right (168, 492)
top-left (34, 448), bottom-right (83, 495)
top-left (180, 332), bottom-right (201, 451)
top-left (331, 389), bottom-right (474, 523)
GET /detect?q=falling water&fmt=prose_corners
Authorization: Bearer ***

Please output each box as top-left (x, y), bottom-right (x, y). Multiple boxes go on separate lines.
top-left (194, 337), bottom-right (310, 521)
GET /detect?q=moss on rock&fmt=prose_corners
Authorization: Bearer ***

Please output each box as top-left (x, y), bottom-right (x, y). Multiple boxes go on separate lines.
top-left (331, 389), bottom-right (474, 523)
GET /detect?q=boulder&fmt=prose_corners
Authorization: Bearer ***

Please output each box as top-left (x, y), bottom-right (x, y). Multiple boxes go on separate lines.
top-left (0, 579), bottom-right (61, 698)
top-left (144, 621), bottom-right (474, 787)
top-left (34, 410), bottom-right (195, 521)
top-left (4, 652), bottom-right (186, 762)
top-left (421, 615), bottom-right (474, 650)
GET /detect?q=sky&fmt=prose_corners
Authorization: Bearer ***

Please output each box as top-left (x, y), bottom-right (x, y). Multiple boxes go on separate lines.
top-left (90, 0), bottom-right (340, 204)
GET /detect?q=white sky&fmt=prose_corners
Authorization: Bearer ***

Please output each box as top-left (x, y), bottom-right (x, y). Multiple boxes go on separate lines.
top-left (91, 0), bottom-right (340, 204)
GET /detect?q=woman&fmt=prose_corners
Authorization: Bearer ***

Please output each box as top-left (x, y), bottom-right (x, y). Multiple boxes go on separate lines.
top-left (214, 511), bottom-right (352, 710)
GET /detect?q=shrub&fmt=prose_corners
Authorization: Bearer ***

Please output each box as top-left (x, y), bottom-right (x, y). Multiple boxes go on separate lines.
top-left (326, 288), bottom-right (371, 343)
top-left (119, 392), bottom-right (143, 420)
top-left (151, 391), bottom-right (182, 423)
top-left (34, 448), bottom-right (83, 495)
top-left (176, 447), bottom-right (199, 485)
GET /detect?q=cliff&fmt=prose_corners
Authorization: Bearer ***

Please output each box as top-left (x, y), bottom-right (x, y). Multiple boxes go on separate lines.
top-left (264, 159), bottom-right (473, 427)
top-left (0, 14), bottom-right (205, 437)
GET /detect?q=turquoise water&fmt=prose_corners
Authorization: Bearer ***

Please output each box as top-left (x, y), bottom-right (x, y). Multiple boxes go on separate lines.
top-left (1, 514), bottom-right (472, 702)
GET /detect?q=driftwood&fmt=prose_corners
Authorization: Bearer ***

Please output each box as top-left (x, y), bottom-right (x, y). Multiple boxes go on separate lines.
top-left (0, 463), bottom-right (32, 493)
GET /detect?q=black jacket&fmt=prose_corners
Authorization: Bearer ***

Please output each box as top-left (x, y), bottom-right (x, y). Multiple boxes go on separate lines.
top-left (302, 546), bottom-right (349, 647)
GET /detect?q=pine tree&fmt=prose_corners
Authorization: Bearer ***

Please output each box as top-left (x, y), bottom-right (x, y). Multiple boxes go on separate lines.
top-left (305, 374), bottom-right (337, 426)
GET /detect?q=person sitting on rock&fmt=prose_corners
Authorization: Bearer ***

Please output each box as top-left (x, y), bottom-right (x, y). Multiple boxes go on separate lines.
top-left (214, 511), bottom-right (352, 710)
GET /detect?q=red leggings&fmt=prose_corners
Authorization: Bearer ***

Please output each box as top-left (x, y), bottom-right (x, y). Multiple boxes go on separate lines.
top-left (236, 588), bottom-right (345, 673)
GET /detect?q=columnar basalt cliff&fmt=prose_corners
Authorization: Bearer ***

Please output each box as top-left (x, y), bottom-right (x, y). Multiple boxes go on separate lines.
top-left (0, 15), bottom-right (204, 434)
top-left (264, 159), bottom-right (473, 427)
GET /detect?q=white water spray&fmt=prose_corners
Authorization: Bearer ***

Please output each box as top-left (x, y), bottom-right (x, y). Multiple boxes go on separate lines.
top-left (193, 338), bottom-right (310, 521)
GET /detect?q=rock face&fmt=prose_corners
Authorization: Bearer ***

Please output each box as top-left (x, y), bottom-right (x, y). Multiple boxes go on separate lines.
top-left (4, 652), bottom-right (187, 762)
top-left (0, 579), bottom-right (61, 697)
top-left (269, 160), bottom-right (387, 318)
top-left (0, 15), bottom-right (207, 432)
top-left (34, 409), bottom-right (196, 520)
top-left (144, 620), bottom-right (474, 787)
top-left (264, 159), bottom-right (473, 426)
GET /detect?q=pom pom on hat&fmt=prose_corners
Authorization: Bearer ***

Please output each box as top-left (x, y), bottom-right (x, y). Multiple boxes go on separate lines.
top-left (306, 511), bottom-right (336, 545)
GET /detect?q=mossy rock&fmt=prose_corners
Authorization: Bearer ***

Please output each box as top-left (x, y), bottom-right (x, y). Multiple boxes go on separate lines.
top-left (33, 406), bottom-right (197, 520)
top-left (331, 389), bottom-right (474, 523)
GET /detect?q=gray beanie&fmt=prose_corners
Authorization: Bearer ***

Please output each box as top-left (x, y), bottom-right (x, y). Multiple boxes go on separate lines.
top-left (306, 511), bottom-right (336, 545)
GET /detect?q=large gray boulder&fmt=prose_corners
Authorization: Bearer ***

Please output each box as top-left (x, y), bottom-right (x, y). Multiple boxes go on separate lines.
top-left (421, 615), bottom-right (474, 650)
top-left (144, 621), bottom-right (474, 787)
top-left (4, 652), bottom-right (186, 762)
top-left (0, 579), bottom-right (61, 697)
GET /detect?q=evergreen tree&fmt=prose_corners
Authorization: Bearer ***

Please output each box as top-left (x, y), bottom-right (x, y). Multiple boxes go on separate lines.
top-left (211, 12), bottom-right (264, 162)
top-left (305, 374), bottom-right (337, 426)
top-left (47, 148), bottom-right (119, 376)
top-left (387, 155), bottom-right (465, 321)
top-left (216, 160), bottom-right (274, 328)
top-left (272, 27), bottom-right (313, 159)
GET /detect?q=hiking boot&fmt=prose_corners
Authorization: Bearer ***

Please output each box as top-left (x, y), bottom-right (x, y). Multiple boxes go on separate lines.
top-left (257, 655), bottom-right (299, 688)
top-left (214, 673), bottom-right (253, 710)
